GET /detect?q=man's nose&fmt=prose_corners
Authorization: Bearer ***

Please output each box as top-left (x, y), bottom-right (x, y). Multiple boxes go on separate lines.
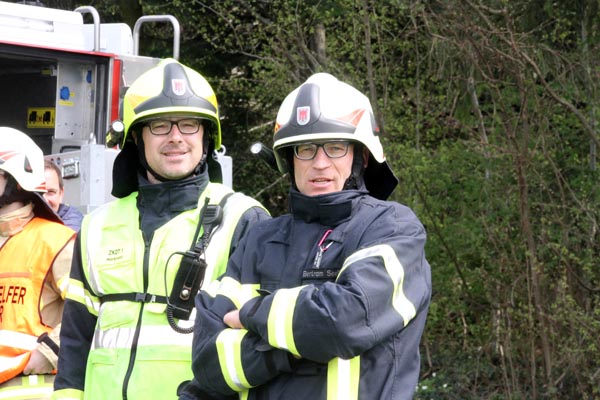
top-left (167, 124), bottom-right (184, 139)
top-left (312, 146), bottom-right (331, 166)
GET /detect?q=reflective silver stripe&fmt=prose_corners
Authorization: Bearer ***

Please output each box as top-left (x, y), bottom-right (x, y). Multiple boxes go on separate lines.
top-left (267, 286), bottom-right (304, 357)
top-left (92, 325), bottom-right (194, 350)
top-left (0, 353), bottom-right (28, 371)
top-left (83, 203), bottom-right (113, 295)
top-left (0, 330), bottom-right (37, 350)
top-left (216, 328), bottom-right (251, 391)
top-left (58, 275), bottom-right (70, 294)
top-left (205, 277), bottom-right (259, 309)
top-left (205, 191), bottom-right (266, 283)
top-left (340, 244), bottom-right (416, 326)
top-left (204, 195), bottom-right (234, 283)
top-left (327, 356), bottom-right (360, 400)
top-left (203, 279), bottom-right (219, 298)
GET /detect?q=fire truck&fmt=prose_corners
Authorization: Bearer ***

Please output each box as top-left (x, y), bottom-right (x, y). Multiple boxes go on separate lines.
top-left (0, 1), bottom-right (232, 213)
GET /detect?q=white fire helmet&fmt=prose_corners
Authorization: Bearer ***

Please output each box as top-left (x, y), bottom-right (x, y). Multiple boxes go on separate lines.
top-left (0, 127), bottom-right (63, 224)
top-left (273, 73), bottom-right (398, 200)
top-left (0, 127), bottom-right (46, 192)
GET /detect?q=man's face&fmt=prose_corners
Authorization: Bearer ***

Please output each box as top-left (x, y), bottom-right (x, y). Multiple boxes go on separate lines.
top-left (43, 167), bottom-right (63, 212)
top-left (140, 118), bottom-right (205, 183)
top-left (293, 141), bottom-right (354, 196)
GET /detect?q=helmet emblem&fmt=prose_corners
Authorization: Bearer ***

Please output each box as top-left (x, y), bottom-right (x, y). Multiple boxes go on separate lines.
top-left (296, 106), bottom-right (310, 125)
top-left (171, 79), bottom-right (186, 96)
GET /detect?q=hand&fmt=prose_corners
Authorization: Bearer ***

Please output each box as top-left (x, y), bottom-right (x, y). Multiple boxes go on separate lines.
top-left (223, 310), bottom-right (244, 329)
top-left (23, 348), bottom-right (53, 375)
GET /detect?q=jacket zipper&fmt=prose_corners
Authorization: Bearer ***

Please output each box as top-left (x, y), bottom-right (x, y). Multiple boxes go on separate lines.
top-left (121, 233), bottom-right (151, 399)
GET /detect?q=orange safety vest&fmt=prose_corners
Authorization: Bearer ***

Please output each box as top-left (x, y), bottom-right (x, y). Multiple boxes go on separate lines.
top-left (0, 217), bottom-right (74, 383)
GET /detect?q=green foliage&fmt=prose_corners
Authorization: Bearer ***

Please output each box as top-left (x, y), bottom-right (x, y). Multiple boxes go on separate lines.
top-left (38, 0), bottom-right (600, 396)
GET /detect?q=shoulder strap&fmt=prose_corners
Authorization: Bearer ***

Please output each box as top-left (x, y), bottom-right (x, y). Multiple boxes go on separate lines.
top-left (192, 191), bottom-right (235, 254)
top-left (100, 292), bottom-right (168, 304)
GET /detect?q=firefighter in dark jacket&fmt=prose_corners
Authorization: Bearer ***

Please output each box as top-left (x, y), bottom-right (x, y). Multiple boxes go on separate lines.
top-left (190, 73), bottom-right (432, 400)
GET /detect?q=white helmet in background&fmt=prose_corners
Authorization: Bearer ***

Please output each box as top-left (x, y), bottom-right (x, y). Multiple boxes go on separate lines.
top-left (0, 127), bottom-right (62, 224)
top-left (0, 127), bottom-right (46, 192)
top-left (273, 73), bottom-right (398, 200)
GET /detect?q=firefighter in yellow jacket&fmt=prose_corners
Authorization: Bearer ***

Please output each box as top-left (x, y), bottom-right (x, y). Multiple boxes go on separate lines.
top-left (52, 59), bottom-right (269, 400)
top-left (0, 127), bottom-right (76, 399)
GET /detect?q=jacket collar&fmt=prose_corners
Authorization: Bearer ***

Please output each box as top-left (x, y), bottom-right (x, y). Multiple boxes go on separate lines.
top-left (289, 188), bottom-right (366, 226)
top-left (136, 169), bottom-right (209, 234)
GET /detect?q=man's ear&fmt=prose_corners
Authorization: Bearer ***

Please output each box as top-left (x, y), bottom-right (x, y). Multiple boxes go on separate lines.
top-left (363, 147), bottom-right (369, 168)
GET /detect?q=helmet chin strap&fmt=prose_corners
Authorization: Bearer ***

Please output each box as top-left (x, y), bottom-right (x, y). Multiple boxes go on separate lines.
top-left (342, 144), bottom-right (366, 191)
top-left (0, 174), bottom-right (31, 207)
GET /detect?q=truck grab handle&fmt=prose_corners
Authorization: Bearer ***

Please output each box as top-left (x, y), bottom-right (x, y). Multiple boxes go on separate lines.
top-left (74, 6), bottom-right (101, 51)
top-left (133, 15), bottom-right (181, 60)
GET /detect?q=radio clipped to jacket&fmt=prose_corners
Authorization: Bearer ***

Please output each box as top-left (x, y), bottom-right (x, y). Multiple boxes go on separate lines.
top-left (166, 194), bottom-right (231, 332)
top-left (168, 250), bottom-right (207, 321)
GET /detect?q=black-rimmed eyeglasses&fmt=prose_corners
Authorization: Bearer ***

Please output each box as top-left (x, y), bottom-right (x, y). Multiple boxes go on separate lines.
top-left (146, 118), bottom-right (202, 135)
top-left (293, 141), bottom-right (351, 160)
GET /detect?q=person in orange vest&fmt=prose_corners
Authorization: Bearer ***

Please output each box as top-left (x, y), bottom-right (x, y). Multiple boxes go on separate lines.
top-left (0, 127), bottom-right (76, 399)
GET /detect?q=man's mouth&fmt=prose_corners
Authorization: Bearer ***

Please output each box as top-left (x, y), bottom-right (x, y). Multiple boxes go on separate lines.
top-left (163, 149), bottom-right (187, 156)
top-left (311, 178), bottom-right (331, 183)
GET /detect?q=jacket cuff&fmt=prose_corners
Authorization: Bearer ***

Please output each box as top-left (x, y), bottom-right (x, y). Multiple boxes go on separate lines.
top-left (36, 332), bottom-right (59, 368)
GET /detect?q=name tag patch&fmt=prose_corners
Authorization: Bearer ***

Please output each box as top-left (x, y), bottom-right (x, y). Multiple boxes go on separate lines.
top-left (302, 268), bottom-right (340, 280)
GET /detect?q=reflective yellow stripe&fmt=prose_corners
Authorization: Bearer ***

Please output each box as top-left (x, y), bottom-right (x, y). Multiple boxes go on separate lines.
top-left (204, 277), bottom-right (260, 309)
top-left (50, 388), bottom-right (83, 399)
top-left (267, 286), bottom-right (304, 357)
top-left (339, 244), bottom-right (416, 326)
top-left (82, 203), bottom-right (114, 295)
top-left (216, 329), bottom-right (251, 392)
top-left (65, 279), bottom-right (100, 316)
top-left (206, 191), bottom-right (267, 282)
top-left (238, 390), bottom-right (249, 400)
top-left (0, 374), bottom-right (54, 399)
top-left (0, 386), bottom-right (53, 399)
top-left (57, 275), bottom-right (70, 294)
top-left (0, 374), bottom-right (55, 388)
top-left (327, 356), bottom-right (360, 400)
